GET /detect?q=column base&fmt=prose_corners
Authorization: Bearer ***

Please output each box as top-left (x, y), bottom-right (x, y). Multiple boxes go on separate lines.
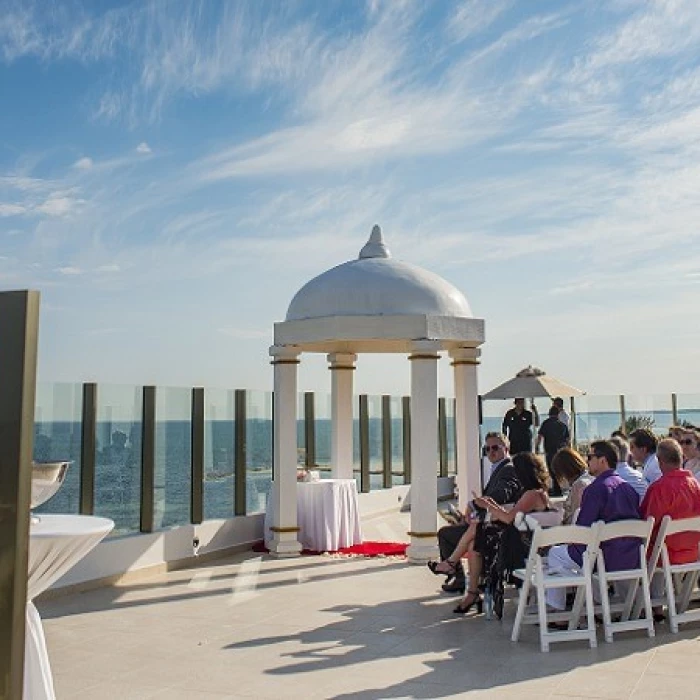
top-left (268, 535), bottom-right (303, 558)
top-left (406, 539), bottom-right (439, 564)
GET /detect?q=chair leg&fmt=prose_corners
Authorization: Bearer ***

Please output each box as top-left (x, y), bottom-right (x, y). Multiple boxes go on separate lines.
top-left (640, 570), bottom-right (655, 638)
top-left (599, 573), bottom-right (614, 643)
top-left (665, 565), bottom-right (679, 634)
top-left (621, 579), bottom-right (639, 622)
top-left (511, 578), bottom-right (530, 643)
top-left (584, 580), bottom-right (597, 649)
top-left (569, 587), bottom-right (585, 631)
top-left (536, 583), bottom-right (550, 652)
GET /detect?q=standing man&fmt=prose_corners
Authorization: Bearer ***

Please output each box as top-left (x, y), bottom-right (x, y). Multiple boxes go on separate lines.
top-left (545, 440), bottom-right (641, 610)
top-left (436, 432), bottom-right (521, 594)
top-left (552, 397), bottom-right (570, 427)
top-left (502, 398), bottom-right (535, 455)
top-left (536, 406), bottom-right (570, 496)
top-left (630, 428), bottom-right (662, 484)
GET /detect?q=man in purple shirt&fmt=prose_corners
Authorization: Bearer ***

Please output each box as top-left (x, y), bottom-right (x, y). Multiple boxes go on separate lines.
top-left (546, 439), bottom-right (641, 610)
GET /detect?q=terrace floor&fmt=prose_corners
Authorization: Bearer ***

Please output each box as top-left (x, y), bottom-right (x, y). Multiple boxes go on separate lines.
top-left (39, 510), bottom-right (700, 700)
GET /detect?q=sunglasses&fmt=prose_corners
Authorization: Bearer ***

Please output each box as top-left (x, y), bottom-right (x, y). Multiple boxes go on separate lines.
top-left (680, 439), bottom-right (696, 446)
top-left (485, 444), bottom-right (503, 452)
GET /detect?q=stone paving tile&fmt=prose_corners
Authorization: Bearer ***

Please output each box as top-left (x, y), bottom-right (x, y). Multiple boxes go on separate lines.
top-left (38, 509), bottom-right (700, 700)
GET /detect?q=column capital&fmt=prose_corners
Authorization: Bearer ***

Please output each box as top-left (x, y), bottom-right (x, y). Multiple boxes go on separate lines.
top-left (269, 345), bottom-right (301, 364)
top-left (408, 340), bottom-right (442, 360)
top-left (327, 352), bottom-right (357, 369)
top-left (449, 347), bottom-right (481, 365)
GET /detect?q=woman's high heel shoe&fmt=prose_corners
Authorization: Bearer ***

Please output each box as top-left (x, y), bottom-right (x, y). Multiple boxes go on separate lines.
top-left (453, 590), bottom-right (483, 615)
top-left (427, 559), bottom-right (457, 577)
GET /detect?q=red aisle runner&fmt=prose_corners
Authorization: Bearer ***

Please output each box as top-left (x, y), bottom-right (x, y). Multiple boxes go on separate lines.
top-left (252, 541), bottom-right (408, 557)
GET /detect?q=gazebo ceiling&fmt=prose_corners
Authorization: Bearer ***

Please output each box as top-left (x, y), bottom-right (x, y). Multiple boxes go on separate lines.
top-left (275, 226), bottom-right (484, 353)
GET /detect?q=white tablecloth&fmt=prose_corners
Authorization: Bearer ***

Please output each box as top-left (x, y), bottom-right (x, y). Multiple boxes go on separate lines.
top-left (26, 514), bottom-right (114, 700)
top-left (265, 479), bottom-right (363, 552)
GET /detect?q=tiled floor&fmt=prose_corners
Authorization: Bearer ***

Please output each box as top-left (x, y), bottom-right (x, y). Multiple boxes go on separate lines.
top-left (39, 511), bottom-right (700, 699)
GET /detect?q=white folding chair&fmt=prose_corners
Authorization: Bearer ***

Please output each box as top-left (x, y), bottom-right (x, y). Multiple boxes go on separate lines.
top-left (656, 516), bottom-right (700, 633)
top-left (594, 518), bottom-right (655, 642)
top-left (511, 522), bottom-right (602, 652)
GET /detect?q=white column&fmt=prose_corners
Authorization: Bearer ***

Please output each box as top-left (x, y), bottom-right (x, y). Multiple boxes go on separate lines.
top-left (406, 340), bottom-right (441, 564)
top-left (450, 347), bottom-right (481, 512)
top-left (268, 345), bottom-right (302, 557)
top-left (327, 352), bottom-right (357, 479)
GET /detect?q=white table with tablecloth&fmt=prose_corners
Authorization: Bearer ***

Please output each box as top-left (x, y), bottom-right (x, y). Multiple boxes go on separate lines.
top-left (265, 478), bottom-right (363, 552)
top-left (26, 514), bottom-right (114, 700)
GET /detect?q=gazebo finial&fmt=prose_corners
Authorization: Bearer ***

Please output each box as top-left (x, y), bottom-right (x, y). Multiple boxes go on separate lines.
top-left (358, 224), bottom-right (391, 259)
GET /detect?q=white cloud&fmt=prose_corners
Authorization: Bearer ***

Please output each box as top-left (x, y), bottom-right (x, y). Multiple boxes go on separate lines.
top-left (95, 264), bottom-right (120, 273)
top-left (0, 203), bottom-right (26, 216)
top-left (446, 0), bottom-right (512, 43)
top-left (135, 142), bottom-right (151, 154)
top-left (56, 266), bottom-right (82, 276)
top-left (36, 196), bottom-right (81, 217)
top-left (73, 157), bottom-right (93, 170)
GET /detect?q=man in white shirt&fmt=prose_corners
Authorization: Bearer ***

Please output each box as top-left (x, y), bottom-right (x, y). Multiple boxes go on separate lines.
top-left (609, 435), bottom-right (647, 500)
top-left (552, 397), bottom-right (570, 428)
top-left (629, 428), bottom-right (662, 484)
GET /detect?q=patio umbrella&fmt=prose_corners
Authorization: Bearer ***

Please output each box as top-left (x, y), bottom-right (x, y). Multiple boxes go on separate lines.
top-left (482, 365), bottom-right (585, 400)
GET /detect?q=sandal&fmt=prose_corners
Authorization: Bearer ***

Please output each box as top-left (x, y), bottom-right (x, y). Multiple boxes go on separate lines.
top-left (453, 590), bottom-right (483, 615)
top-left (427, 559), bottom-right (458, 577)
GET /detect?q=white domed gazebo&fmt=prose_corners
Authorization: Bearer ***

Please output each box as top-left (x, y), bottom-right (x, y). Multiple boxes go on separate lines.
top-left (268, 225), bottom-right (485, 563)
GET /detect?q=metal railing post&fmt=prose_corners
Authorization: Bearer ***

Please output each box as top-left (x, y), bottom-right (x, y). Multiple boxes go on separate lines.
top-left (672, 393), bottom-right (679, 426)
top-left (140, 386), bottom-right (156, 533)
top-left (381, 395), bottom-right (392, 489)
top-left (0, 290), bottom-right (39, 700)
top-left (191, 388), bottom-right (204, 525)
top-left (359, 395), bottom-right (370, 493)
top-left (79, 382), bottom-right (97, 515)
top-left (234, 389), bottom-right (247, 516)
top-left (619, 395), bottom-right (626, 434)
top-left (438, 397), bottom-right (448, 478)
top-left (402, 396), bottom-right (411, 484)
top-left (304, 392), bottom-right (316, 468)
top-left (570, 397), bottom-right (577, 449)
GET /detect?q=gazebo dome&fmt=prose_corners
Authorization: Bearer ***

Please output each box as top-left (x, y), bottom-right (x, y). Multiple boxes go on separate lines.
top-left (286, 225), bottom-right (472, 321)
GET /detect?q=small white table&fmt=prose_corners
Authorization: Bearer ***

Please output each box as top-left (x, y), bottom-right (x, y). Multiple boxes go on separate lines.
top-left (266, 479), bottom-right (363, 552)
top-left (26, 514), bottom-right (114, 700)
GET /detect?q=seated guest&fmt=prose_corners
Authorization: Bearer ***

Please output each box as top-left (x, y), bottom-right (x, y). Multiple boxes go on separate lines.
top-left (551, 448), bottom-right (592, 524)
top-left (669, 425), bottom-right (686, 441)
top-left (536, 406), bottom-right (570, 497)
top-left (431, 432), bottom-right (521, 594)
top-left (442, 453), bottom-right (551, 618)
top-left (679, 430), bottom-right (700, 478)
top-left (630, 428), bottom-right (662, 484)
top-left (610, 435), bottom-right (647, 500)
top-left (546, 440), bottom-right (641, 611)
top-left (642, 438), bottom-right (700, 565)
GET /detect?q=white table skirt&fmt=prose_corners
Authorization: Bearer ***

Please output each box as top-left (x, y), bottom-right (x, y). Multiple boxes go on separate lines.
top-left (26, 514), bottom-right (114, 700)
top-left (265, 479), bottom-right (363, 552)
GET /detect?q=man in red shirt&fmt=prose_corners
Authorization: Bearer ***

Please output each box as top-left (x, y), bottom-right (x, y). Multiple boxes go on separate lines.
top-left (641, 438), bottom-right (700, 565)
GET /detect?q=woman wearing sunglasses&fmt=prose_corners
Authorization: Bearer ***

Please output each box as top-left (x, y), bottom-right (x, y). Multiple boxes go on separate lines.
top-left (680, 430), bottom-right (700, 477)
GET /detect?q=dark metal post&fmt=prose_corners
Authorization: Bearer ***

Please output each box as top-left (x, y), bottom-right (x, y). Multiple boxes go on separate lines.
top-left (79, 383), bottom-right (97, 515)
top-left (0, 290), bottom-right (40, 700)
top-left (191, 388), bottom-right (204, 525)
top-left (140, 386), bottom-right (156, 533)
top-left (234, 389), bottom-right (247, 516)
top-left (402, 396), bottom-right (411, 484)
top-left (304, 392), bottom-right (316, 468)
top-left (438, 397), bottom-right (448, 478)
top-left (381, 395), bottom-right (392, 489)
top-left (570, 397), bottom-right (577, 449)
top-left (359, 395), bottom-right (370, 493)
top-left (619, 395), bottom-right (626, 433)
top-left (672, 393), bottom-right (678, 426)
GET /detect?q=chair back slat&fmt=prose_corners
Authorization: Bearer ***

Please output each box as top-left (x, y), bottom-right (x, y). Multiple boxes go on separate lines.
top-left (598, 517), bottom-right (654, 543)
top-left (664, 515), bottom-right (700, 537)
top-left (530, 522), bottom-right (601, 550)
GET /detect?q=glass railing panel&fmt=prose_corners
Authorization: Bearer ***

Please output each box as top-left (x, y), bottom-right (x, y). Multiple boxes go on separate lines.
top-left (94, 384), bottom-right (142, 533)
top-left (34, 382), bottom-right (83, 515)
top-left (445, 398), bottom-right (456, 476)
top-left (390, 396), bottom-right (404, 485)
top-left (481, 399), bottom-right (508, 437)
top-left (315, 392), bottom-right (332, 477)
top-left (154, 387), bottom-right (191, 529)
top-left (624, 394), bottom-right (673, 437)
top-left (246, 390), bottom-right (273, 514)
top-left (297, 392), bottom-right (306, 467)
top-left (367, 395), bottom-right (382, 490)
top-left (676, 394), bottom-right (700, 428)
top-left (572, 395), bottom-right (621, 449)
top-left (353, 397), bottom-right (361, 489)
top-left (203, 389), bottom-right (235, 520)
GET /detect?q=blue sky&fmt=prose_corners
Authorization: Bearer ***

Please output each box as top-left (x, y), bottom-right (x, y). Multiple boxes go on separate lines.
top-left (2, 0), bottom-right (700, 398)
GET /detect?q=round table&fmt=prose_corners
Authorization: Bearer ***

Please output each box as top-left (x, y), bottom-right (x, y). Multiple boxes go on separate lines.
top-left (265, 479), bottom-right (362, 552)
top-left (26, 514), bottom-right (114, 700)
